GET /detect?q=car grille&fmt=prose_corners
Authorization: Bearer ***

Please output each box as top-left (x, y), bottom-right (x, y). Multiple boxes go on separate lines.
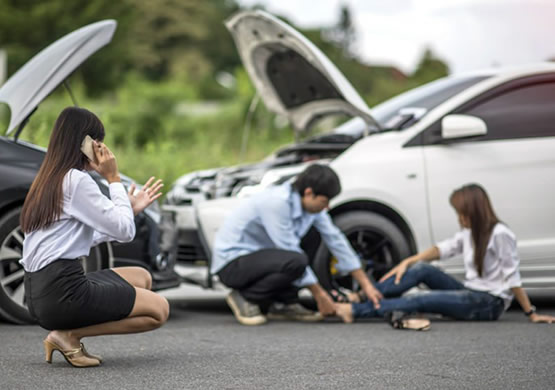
top-left (177, 244), bottom-right (207, 263)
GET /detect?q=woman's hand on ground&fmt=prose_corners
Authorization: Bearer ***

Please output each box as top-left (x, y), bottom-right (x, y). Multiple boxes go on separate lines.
top-left (89, 142), bottom-right (120, 183)
top-left (529, 313), bottom-right (555, 323)
top-left (379, 260), bottom-right (409, 285)
top-left (127, 176), bottom-right (164, 215)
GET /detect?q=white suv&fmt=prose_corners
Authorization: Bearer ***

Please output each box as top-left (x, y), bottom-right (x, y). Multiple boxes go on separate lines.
top-left (164, 11), bottom-right (555, 292)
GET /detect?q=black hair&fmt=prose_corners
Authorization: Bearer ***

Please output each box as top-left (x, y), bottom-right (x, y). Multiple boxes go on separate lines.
top-left (292, 164), bottom-right (341, 199)
top-left (21, 107), bottom-right (105, 233)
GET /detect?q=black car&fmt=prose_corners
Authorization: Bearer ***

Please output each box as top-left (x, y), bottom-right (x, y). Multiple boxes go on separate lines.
top-left (0, 20), bottom-right (180, 324)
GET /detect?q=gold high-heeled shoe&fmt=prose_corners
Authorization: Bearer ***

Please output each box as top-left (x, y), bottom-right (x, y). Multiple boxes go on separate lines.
top-left (80, 342), bottom-right (103, 363)
top-left (43, 339), bottom-right (100, 367)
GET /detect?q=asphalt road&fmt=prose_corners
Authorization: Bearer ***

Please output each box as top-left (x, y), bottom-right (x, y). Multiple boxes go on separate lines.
top-left (1, 285), bottom-right (554, 390)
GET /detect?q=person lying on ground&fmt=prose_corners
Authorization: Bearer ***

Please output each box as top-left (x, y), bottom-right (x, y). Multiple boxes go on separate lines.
top-left (335, 183), bottom-right (555, 330)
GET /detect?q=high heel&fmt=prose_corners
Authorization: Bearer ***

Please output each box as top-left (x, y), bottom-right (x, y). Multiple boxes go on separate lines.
top-left (80, 342), bottom-right (103, 363)
top-left (43, 339), bottom-right (100, 367)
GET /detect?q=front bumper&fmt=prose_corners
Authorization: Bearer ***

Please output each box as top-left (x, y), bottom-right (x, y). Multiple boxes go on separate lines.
top-left (162, 204), bottom-right (208, 264)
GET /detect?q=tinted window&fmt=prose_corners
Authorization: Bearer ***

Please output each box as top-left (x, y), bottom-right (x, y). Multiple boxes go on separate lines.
top-left (372, 75), bottom-right (489, 127)
top-left (462, 82), bottom-right (555, 140)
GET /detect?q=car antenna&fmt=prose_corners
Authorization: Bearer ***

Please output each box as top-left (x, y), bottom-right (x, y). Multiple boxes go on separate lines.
top-left (63, 79), bottom-right (79, 107)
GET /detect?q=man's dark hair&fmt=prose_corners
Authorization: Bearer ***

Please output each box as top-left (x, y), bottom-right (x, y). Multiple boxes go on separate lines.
top-left (292, 164), bottom-right (341, 199)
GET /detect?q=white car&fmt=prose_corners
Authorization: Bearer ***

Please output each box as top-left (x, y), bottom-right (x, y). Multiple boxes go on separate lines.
top-left (164, 10), bottom-right (555, 292)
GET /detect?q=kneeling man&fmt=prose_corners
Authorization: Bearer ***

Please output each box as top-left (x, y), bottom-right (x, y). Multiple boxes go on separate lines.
top-left (211, 164), bottom-right (382, 325)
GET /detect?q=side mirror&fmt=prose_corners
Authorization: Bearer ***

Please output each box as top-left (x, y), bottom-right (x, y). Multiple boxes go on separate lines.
top-left (441, 114), bottom-right (487, 140)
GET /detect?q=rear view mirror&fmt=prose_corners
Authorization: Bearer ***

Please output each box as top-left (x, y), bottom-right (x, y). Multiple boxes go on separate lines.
top-left (441, 114), bottom-right (487, 140)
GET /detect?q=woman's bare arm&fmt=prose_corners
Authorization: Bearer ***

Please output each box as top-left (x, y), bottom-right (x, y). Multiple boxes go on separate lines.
top-left (511, 287), bottom-right (555, 323)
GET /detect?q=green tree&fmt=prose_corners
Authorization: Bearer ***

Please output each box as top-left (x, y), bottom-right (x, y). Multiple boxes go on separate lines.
top-left (0, 0), bottom-right (241, 96)
top-left (410, 48), bottom-right (450, 84)
top-left (0, 0), bottom-right (137, 95)
top-left (323, 4), bottom-right (356, 58)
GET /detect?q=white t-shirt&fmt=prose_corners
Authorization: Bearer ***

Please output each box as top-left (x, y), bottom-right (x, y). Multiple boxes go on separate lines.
top-left (436, 223), bottom-right (522, 309)
top-left (20, 169), bottom-right (135, 272)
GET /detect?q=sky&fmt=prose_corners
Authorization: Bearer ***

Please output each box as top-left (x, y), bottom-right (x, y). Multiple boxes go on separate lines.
top-left (238, 0), bottom-right (555, 75)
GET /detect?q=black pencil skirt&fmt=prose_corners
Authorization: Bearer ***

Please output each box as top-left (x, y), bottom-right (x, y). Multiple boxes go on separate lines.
top-left (24, 259), bottom-right (136, 330)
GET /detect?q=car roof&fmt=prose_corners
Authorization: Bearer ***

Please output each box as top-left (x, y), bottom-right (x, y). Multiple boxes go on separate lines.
top-left (452, 62), bottom-right (555, 79)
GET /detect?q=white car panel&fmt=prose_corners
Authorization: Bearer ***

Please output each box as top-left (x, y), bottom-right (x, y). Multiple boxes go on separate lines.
top-left (225, 10), bottom-right (379, 130)
top-left (424, 137), bottom-right (555, 284)
top-left (1, 20), bottom-right (117, 135)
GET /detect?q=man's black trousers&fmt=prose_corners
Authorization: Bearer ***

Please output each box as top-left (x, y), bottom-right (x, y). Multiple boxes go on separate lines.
top-left (217, 249), bottom-right (308, 310)
top-left (216, 227), bottom-right (321, 309)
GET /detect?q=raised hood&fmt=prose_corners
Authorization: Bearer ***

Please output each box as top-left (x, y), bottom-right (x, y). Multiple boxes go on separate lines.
top-left (1, 20), bottom-right (117, 135)
top-left (225, 11), bottom-right (379, 131)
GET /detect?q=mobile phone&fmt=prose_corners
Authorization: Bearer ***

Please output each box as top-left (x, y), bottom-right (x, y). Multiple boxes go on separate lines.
top-left (80, 135), bottom-right (96, 162)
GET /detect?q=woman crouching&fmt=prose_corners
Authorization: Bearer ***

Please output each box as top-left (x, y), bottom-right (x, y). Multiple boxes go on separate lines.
top-left (20, 107), bottom-right (168, 367)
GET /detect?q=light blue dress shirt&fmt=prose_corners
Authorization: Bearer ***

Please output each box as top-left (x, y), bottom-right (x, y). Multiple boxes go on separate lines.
top-left (211, 183), bottom-right (361, 287)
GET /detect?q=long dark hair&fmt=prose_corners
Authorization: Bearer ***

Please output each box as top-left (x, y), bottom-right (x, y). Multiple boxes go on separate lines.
top-left (21, 107), bottom-right (105, 233)
top-left (449, 184), bottom-right (500, 277)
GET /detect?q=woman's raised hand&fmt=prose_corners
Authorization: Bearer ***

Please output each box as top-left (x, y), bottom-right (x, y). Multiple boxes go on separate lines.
top-left (90, 141), bottom-right (120, 183)
top-left (127, 176), bottom-right (164, 215)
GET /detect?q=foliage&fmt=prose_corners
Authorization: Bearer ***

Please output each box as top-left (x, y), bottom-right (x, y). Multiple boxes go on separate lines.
top-left (0, 2), bottom-right (450, 188)
top-left (0, 0), bottom-right (241, 96)
top-left (10, 68), bottom-right (294, 186)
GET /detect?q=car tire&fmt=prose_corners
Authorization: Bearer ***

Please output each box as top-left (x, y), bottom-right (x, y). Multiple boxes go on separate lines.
top-left (312, 210), bottom-right (411, 291)
top-left (0, 207), bottom-right (109, 325)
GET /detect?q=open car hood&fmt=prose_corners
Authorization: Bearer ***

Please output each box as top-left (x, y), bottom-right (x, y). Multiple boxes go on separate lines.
top-left (1, 20), bottom-right (117, 135)
top-left (225, 11), bottom-right (379, 131)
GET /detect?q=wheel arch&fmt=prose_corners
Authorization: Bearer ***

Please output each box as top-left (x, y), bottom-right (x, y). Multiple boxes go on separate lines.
top-left (329, 200), bottom-right (417, 255)
top-left (0, 198), bottom-right (24, 221)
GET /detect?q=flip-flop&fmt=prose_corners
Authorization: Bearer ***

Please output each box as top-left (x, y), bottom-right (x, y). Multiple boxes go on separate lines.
top-left (385, 311), bottom-right (431, 331)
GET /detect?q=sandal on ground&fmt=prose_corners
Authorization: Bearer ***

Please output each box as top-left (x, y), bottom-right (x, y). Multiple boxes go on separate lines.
top-left (385, 311), bottom-right (431, 331)
top-left (81, 343), bottom-right (103, 363)
top-left (43, 339), bottom-right (101, 367)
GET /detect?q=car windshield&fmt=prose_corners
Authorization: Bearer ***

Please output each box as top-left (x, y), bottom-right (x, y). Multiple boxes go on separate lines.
top-left (333, 74), bottom-right (491, 136)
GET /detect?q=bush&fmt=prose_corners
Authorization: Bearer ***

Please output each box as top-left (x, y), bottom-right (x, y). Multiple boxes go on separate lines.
top-left (6, 73), bottom-right (294, 189)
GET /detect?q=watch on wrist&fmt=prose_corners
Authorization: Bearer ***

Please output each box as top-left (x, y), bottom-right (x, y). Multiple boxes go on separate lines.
top-left (524, 305), bottom-right (536, 316)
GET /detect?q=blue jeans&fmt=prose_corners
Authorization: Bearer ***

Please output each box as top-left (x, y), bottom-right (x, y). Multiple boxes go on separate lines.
top-left (352, 263), bottom-right (505, 321)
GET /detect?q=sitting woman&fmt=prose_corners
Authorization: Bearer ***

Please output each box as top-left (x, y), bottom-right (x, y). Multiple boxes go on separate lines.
top-left (21, 107), bottom-right (168, 367)
top-left (335, 184), bottom-right (555, 329)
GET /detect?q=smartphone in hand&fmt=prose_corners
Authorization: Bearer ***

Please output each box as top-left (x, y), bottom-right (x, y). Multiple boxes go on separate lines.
top-left (80, 135), bottom-right (96, 163)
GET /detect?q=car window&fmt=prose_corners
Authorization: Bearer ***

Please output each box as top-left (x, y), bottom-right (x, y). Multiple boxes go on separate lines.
top-left (461, 82), bottom-right (555, 140)
top-left (324, 75), bottom-right (490, 139)
top-left (371, 75), bottom-right (490, 128)
top-left (411, 74), bottom-right (555, 146)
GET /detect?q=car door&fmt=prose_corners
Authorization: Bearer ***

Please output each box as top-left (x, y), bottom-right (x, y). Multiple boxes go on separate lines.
top-left (420, 75), bottom-right (555, 288)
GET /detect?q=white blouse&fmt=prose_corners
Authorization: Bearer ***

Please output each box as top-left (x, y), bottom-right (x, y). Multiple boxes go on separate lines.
top-left (20, 169), bottom-right (135, 272)
top-left (436, 223), bottom-right (522, 309)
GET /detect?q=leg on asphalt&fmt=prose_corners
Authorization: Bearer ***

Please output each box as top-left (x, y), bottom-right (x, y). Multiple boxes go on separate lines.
top-left (349, 289), bottom-right (502, 321)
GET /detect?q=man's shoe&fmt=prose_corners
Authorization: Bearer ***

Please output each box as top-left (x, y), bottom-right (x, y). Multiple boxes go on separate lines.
top-left (225, 290), bottom-right (267, 326)
top-left (267, 303), bottom-right (324, 322)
